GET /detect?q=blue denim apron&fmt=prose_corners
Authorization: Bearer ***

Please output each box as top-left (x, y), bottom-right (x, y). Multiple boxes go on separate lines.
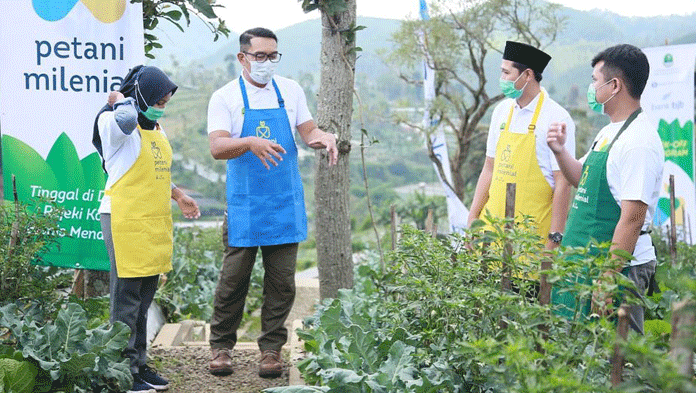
top-left (226, 77), bottom-right (307, 247)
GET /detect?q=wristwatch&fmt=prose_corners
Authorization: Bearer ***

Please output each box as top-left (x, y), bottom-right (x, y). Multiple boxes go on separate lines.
top-left (548, 232), bottom-right (563, 244)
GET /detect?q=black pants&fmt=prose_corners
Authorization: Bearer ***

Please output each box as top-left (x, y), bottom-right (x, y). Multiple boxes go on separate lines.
top-left (101, 213), bottom-right (159, 375)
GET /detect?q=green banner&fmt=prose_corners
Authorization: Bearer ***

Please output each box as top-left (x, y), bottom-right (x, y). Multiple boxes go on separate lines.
top-left (656, 119), bottom-right (693, 222)
top-left (658, 119), bottom-right (693, 178)
top-left (2, 134), bottom-right (109, 270)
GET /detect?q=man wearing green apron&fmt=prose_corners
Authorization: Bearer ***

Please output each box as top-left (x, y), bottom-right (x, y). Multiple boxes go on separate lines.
top-left (468, 41), bottom-right (575, 254)
top-left (206, 28), bottom-right (338, 378)
top-left (547, 44), bottom-right (664, 334)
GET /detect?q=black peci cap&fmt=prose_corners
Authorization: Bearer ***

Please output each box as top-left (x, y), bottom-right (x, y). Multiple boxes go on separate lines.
top-left (503, 41), bottom-right (551, 74)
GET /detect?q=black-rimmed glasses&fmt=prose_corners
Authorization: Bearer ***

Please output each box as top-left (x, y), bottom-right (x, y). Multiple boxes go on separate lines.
top-left (243, 51), bottom-right (282, 63)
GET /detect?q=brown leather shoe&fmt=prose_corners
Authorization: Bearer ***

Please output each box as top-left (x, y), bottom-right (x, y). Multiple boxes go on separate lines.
top-left (209, 348), bottom-right (233, 376)
top-left (258, 349), bottom-right (283, 378)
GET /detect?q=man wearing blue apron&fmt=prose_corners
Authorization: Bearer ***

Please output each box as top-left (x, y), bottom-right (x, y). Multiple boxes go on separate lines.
top-left (206, 27), bottom-right (338, 378)
top-left (547, 44), bottom-right (664, 334)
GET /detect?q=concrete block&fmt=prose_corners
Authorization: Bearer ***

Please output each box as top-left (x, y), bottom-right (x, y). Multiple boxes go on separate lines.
top-left (151, 323), bottom-right (180, 348)
top-left (146, 302), bottom-right (166, 345)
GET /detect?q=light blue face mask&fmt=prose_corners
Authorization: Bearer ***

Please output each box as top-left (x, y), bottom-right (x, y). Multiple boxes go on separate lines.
top-left (587, 79), bottom-right (616, 114)
top-left (499, 72), bottom-right (528, 99)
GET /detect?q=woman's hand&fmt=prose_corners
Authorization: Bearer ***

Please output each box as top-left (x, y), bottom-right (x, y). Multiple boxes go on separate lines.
top-left (174, 191), bottom-right (201, 219)
top-left (108, 91), bottom-right (125, 107)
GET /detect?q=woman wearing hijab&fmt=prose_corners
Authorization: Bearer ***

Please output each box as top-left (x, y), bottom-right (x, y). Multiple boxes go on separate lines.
top-left (93, 65), bottom-right (200, 393)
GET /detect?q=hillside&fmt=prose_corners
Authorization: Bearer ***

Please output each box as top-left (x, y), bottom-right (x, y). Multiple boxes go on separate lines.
top-left (147, 16), bottom-right (402, 80)
top-left (146, 2), bottom-right (696, 230)
top-left (146, 5), bottom-right (696, 105)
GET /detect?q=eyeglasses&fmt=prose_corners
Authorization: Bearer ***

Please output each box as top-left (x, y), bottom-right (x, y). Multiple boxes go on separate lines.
top-left (243, 51), bottom-right (282, 63)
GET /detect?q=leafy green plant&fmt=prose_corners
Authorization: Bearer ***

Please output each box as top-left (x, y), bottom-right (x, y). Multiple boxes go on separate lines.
top-left (0, 302), bottom-right (132, 392)
top-left (156, 226), bottom-right (222, 322)
top-left (268, 221), bottom-right (696, 392)
top-left (0, 350), bottom-right (38, 393)
top-left (156, 225), bottom-right (266, 323)
top-left (642, 229), bottom-right (696, 342)
top-left (0, 197), bottom-right (71, 305)
top-left (67, 294), bottom-right (112, 329)
top-left (378, 190), bottom-right (447, 231)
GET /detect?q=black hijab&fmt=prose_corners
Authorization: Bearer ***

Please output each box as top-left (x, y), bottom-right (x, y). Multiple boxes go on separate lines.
top-left (92, 65), bottom-right (178, 161)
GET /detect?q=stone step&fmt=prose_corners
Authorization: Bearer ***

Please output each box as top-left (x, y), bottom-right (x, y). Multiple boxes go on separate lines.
top-left (151, 275), bottom-right (319, 386)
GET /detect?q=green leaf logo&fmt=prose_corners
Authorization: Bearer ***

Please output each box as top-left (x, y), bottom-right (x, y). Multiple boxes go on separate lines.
top-left (2, 134), bottom-right (109, 270)
top-left (663, 53), bottom-right (674, 67)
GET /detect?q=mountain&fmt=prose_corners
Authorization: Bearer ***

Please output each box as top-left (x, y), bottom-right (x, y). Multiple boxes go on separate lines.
top-left (557, 8), bottom-right (696, 46)
top-left (545, 9), bottom-right (695, 104)
top-left (145, 4), bottom-right (696, 104)
top-left (146, 16), bottom-right (401, 78)
top-left (196, 17), bottom-right (402, 79)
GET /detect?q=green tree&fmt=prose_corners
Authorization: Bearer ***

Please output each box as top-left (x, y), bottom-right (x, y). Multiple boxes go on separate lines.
top-left (389, 0), bottom-right (564, 201)
top-left (300, 0), bottom-right (358, 300)
top-left (134, 0), bottom-right (230, 59)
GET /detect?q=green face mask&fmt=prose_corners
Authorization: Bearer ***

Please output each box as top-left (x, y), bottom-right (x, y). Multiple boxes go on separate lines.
top-left (499, 72), bottom-right (527, 99)
top-left (142, 106), bottom-right (165, 121)
top-left (587, 79), bottom-right (615, 114)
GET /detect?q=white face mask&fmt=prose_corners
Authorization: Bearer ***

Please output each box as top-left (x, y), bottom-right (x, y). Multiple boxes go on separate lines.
top-left (248, 60), bottom-right (277, 85)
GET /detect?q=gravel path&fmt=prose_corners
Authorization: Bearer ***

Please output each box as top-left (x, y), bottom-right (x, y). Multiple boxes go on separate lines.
top-left (150, 346), bottom-right (289, 392)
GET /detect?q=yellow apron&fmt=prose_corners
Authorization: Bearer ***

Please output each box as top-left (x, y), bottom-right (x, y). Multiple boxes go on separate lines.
top-left (482, 91), bottom-right (553, 242)
top-left (106, 126), bottom-right (173, 278)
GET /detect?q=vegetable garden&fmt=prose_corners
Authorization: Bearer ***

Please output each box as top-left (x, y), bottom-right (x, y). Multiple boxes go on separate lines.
top-left (1, 197), bottom-right (695, 392)
top-left (266, 219), bottom-right (696, 393)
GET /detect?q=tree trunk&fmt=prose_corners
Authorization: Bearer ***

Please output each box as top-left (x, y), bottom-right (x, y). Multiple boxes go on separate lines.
top-left (72, 269), bottom-right (110, 298)
top-left (314, 1), bottom-right (356, 300)
top-left (85, 270), bottom-right (110, 297)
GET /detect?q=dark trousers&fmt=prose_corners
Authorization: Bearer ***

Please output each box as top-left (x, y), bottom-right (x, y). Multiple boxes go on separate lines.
top-left (101, 213), bottom-right (159, 375)
top-left (624, 260), bottom-right (656, 335)
top-left (209, 216), bottom-right (298, 351)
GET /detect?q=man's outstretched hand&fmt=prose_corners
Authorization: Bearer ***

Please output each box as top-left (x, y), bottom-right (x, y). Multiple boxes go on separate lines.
top-left (248, 136), bottom-right (287, 170)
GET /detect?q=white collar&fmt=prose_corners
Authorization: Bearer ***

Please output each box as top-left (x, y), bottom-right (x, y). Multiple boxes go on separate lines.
top-left (515, 87), bottom-right (546, 111)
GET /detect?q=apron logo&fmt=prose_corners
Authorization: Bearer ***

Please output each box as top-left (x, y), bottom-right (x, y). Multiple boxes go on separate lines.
top-left (500, 144), bottom-right (512, 162)
top-left (500, 122), bottom-right (506, 130)
top-left (256, 121), bottom-right (271, 139)
top-left (151, 141), bottom-right (162, 159)
top-left (579, 166), bottom-right (590, 187)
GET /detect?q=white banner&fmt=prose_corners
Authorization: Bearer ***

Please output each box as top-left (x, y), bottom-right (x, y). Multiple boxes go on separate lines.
top-left (642, 44), bottom-right (696, 243)
top-left (0, 0), bottom-right (144, 269)
top-left (430, 131), bottom-right (469, 233)
top-left (420, 0), bottom-right (469, 233)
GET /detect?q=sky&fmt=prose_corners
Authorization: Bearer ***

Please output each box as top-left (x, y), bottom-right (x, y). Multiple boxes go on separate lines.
top-left (216, 0), bottom-right (696, 33)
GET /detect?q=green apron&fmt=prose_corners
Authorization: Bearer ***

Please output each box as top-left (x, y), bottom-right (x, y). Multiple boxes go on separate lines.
top-left (552, 109), bottom-right (641, 319)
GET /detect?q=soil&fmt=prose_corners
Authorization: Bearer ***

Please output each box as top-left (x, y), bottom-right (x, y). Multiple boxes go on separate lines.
top-left (149, 346), bottom-right (290, 393)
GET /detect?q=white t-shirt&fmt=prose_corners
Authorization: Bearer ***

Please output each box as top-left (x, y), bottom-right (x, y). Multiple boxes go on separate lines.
top-left (97, 103), bottom-right (170, 214)
top-left (207, 74), bottom-right (313, 137)
top-left (486, 88), bottom-right (576, 188)
top-left (581, 112), bottom-right (665, 265)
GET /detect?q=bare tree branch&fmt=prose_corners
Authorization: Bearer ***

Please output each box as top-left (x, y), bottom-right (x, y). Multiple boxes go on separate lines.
top-left (389, 0), bottom-right (561, 201)
top-left (398, 72), bottom-right (424, 87)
